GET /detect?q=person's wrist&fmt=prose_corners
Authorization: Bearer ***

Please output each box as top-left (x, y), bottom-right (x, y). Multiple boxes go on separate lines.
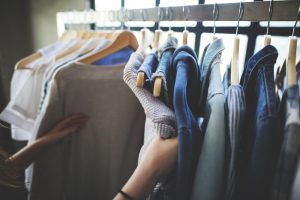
top-left (35, 135), bottom-right (53, 147)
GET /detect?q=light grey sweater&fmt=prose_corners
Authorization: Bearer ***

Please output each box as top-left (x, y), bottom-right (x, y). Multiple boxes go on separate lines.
top-left (27, 62), bottom-right (145, 200)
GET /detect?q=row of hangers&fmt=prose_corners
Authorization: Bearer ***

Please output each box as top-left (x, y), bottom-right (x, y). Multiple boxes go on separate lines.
top-left (137, 0), bottom-right (299, 97)
top-left (231, 0), bottom-right (299, 88)
top-left (15, 1), bottom-right (300, 97)
top-left (15, 30), bottom-right (139, 69)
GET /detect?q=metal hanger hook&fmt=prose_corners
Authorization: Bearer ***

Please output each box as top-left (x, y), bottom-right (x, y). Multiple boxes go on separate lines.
top-left (213, 2), bottom-right (219, 35)
top-left (266, 0), bottom-right (274, 35)
top-left (166, 7), bottom-right (173, 31)
top-left (292, 5), bottom-right (300, 36)
top-left (235, 1), bottom-right (244, 36)
top-left (183, 5), bottom-right (191, 31)
top-left (124, 9), bottom-right (132, 30)
top-left (140, 9), bottom-right (147, 29)
top-left (157, 6), bottom-right (162, 29)
top-left (118, 8), bottom-right (126, 30)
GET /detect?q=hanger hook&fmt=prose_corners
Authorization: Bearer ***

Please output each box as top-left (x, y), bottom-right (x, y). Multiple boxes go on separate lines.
top-left (266, 0), bottom-right (273, 35)
top-left (118, 8), bottom-right (124, 30)
top-left (125, 9), bottom-right (132, 30)
top-left (213, 2), bottom-right (219, 36)
top-left (292, 5), bottom-right (300, 37)
top-left (140, 9), bottom-right (147, 29)
top-left (166, 7), bottom-right (173, 31)
top-left (235, 1), bottom-right (244, 36)
top-left (183, 5), bottom-right (191, 31)
top-left (157, 6), bottom-right (162, 30)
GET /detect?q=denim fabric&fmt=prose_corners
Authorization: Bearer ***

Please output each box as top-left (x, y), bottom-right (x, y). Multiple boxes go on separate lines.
top-left (170, 45), bottom-right (202, 200)
top-left (297, 61), bottom-right (300, 94)
top-left (191, 38), bottom-right (225, 200)
top-left (92, 47), bottom-right (134, 66)
top-left (238, 45), bottom-right (280, 200)
top-left (224, 85), bottom-right (246, 200)
top-left (222, 64), bottom-right (231, 97)
top-left (290, 149), bottom-right (300, 200)
top-left (137, 52), bottom-right (159, 92)
top-left (272, 85), bottom-right (300, 200)
top-left (152, 36), bottom-right (178, 105)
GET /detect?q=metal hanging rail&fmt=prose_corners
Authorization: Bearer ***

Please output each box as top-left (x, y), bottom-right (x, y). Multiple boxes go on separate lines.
top-left (56, 1), bottom-right (300, 36)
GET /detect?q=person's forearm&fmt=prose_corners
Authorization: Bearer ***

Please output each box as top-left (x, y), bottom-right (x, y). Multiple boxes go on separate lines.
top-left (118, 154), bottom-right (161, 199)
top-left (5, 137), bottom-right (51, 171)
top-left (114, 136), bottom-right (178, 200)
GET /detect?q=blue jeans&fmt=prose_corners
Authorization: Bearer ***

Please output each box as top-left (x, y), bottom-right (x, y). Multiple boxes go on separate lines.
top-left (152, 37), bottom-right (178, 106)
top-left (171, 45), bottom-right (202, 200)
top-left (137, 53), bottom-right (158, 92)
top-left (238, 45), bottom-right (281, 200)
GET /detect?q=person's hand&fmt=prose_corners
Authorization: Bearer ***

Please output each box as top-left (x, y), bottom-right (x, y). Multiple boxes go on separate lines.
top-left (39, 113), bottom-right (88, 145)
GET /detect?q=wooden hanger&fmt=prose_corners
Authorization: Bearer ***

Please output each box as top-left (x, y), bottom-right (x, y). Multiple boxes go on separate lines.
top-left (231, 1), bottom-right (243, 86)
top-left (137, 7), bottom-right (161, 88)
top-left (15, 52), bottom-right (42, 70)
top-left (263, 35), bottom-right (271, 46)
top-left (136, 28), bottom-right (152, 87)
top-left (152, 29), bottom-right (163, 96)
top-left (60, 30), bottom-right (79, 40)
top-left (231, 36), bottom-right (240, 85)
top-left (15, 30), bottom-right (81, 70)
top-left (286, 5), bottom-right (299, 87)
top-left (182, 30), bottom-right (188, 45)
top-left (286, 36), bottom-right (297, 86)
top-left (78, 31), bottom-right (138, 64)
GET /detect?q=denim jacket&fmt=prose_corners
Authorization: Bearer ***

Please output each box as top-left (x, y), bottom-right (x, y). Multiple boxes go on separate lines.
top-left (239, 45), bottom-right (280, 200)
top-left (191, 38), bottom-right (226, 200)
top-left (171, 45), bottom-right (202, 200)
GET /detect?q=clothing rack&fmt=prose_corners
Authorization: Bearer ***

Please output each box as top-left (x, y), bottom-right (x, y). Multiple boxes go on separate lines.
top-left (57, 1), bottom-right (300, 37)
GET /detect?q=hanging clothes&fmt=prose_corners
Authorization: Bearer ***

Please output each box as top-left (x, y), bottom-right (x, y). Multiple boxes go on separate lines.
top-left (191, 38), bottom-right (226, 200)
top-left (0, 38), bottom-right (84, 141)
top-left (38, 38), bottom-right (110, 112)
top-left (137, 51), bottom-right (159, 92)
top-left (26, 60), bottom-right (145, 200)
top-left (272, 85), bottom-right (300, 200)
top-left (290, 150), bottom-right (300, 200)
top-left (0, 41), bottom-right (65, 140)
top-left (170, 45), bottom-right (202, 200)
top-left (238, 45), bottom-right (281, 200)
top-left (152, 36), bottom-right (178, 106)
top-left (224, 84), bottom-right (246, 200)
top-left (123, 46), bottom-right (178, 199)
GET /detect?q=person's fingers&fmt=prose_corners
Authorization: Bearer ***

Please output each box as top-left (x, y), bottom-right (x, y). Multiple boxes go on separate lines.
top-left (58, 123), bottom-right (87, 136)
top-left (61, 118), bottom-right (88, 130)
top-left (56, 113), bottom-right (88, 129)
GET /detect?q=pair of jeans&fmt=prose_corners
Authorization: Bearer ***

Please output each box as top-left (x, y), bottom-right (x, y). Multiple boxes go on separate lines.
top-left (191, 38), bottom-right (226, 200)
top-left (152, 36), bottom-right (178, 106)
top-left (238, 45), bottom-right (281, 200)
top-left (138, 52), bottom-right (159, 91)
top-left (272, 85), bottom-right (300, 200)
top-left (170, 45), bottom-right (202, 200)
